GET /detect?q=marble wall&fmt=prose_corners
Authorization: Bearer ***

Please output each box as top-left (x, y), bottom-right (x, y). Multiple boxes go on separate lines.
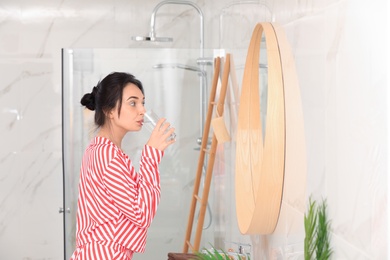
top-left (0, 0), bottom-right (388, 259)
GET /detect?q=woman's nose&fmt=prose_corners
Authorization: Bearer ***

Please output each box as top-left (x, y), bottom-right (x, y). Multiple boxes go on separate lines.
top-left (140, 106), bottom-right (146, 114)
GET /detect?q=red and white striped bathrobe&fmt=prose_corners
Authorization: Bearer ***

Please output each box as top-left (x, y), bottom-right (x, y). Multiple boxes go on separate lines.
top-left (70, 136), bottom-right (163, 260)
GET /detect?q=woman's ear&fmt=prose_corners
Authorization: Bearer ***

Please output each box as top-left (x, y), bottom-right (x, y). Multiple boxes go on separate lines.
top-left (104, 109), bottom-right (115, 119)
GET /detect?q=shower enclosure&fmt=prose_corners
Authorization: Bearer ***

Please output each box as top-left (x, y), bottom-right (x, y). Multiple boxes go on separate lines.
top-left (62, 48), bottom-right (223, 259)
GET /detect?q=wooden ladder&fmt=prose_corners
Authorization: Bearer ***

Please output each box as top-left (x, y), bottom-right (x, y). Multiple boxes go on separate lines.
top-left (183, 54), bottom-right (231, 253)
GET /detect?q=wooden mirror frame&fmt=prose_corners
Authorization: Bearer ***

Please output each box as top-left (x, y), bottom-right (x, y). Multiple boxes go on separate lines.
top-left (235, 22), bottom-right (285, 234)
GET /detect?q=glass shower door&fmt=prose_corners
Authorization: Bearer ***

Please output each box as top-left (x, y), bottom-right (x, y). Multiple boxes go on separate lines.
top-left (62, 48), bottom-right (218, 259)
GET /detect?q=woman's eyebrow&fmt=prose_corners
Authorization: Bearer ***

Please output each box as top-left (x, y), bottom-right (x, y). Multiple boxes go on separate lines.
top-left (126, 96), bottom-right (139, 101)
top-left (126, 96), bottom-right (145, 101)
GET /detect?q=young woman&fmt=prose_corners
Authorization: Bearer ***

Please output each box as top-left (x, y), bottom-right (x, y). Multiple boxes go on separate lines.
top-left (70, 72), bottom-right (175, 259)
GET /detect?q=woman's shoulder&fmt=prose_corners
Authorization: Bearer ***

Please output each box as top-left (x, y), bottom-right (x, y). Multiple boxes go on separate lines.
top-left (87, 136), bottom-right (118, 159)
top-left (91, 136), bottom-right (130, 162)
top-left (91, 136), bottom-right (115, 147)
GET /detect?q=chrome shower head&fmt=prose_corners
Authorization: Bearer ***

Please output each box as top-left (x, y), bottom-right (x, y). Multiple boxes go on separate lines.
top-left (131, 35), bottom-right (173, 42)
top-left (131, 0), bottom-right (203, 54)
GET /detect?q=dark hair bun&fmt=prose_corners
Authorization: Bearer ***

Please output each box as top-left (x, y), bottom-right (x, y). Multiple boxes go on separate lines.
top-left (80, 86), bottom-right (97, 111)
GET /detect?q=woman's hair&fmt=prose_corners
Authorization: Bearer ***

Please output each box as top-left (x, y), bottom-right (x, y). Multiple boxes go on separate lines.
top-left (80, 72), bottom-right (144, 127)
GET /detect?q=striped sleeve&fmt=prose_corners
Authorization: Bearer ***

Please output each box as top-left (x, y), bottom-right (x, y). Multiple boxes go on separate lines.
top-left (101, 144), bottom-right (163, 229)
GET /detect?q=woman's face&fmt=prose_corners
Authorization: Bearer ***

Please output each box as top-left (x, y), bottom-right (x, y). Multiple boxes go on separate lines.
top-left (109, 83), bottom-right (146, 133)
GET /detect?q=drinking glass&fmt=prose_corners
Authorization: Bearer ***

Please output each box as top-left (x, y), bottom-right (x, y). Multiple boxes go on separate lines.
top-left (143, 110), bottom-right (176, 141)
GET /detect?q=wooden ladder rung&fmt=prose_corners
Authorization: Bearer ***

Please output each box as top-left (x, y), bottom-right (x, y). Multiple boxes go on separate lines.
top-left (202, 148), bottom-right (211, 154)
top-left (194, 194), bottom-right (202, 202)
top-left (186, 241), bottom-right (194, 251)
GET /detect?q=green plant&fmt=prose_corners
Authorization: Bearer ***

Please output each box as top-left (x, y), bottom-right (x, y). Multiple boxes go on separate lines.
top-left (304, 197), bottom-right (317, 260)
top-left (316, 199), bottom-right (332, 260)
top-left (195, 247), bottom-right (229, 259)
top-left (195, 245), bottom-right (249, 260)
top-left (304, 197), bottom-right (333, 260)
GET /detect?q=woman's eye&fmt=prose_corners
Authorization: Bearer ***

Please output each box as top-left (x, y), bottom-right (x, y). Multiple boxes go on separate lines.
top-left (129, 101), bottom-right (136, 106)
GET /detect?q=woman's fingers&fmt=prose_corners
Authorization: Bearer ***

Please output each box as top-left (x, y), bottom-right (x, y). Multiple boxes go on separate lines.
top-left (154, 118), bottom-right (170, 132)
top-left (147, 118), bottom-right (176, 151)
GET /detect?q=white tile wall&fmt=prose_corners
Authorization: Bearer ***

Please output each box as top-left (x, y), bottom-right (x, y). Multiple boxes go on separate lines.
top-left (0, 0), bottom-right (387, 259)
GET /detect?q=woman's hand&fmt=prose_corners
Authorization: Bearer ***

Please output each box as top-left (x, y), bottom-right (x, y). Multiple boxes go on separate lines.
top-left (146, 118), bottom-right (176, 151)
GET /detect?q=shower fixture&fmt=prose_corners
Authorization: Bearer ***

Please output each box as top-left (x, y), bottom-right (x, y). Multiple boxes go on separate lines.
top-left (153, 63), bottom-right (206, 77)
top-left (132, 0), bottom-right (204, 57)
top-left (134, 1), bottom-right (208, 146)
top-left (131, 35), bottom-right (173, 42)
top-left (135, 1), bottom-right (206, 139)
